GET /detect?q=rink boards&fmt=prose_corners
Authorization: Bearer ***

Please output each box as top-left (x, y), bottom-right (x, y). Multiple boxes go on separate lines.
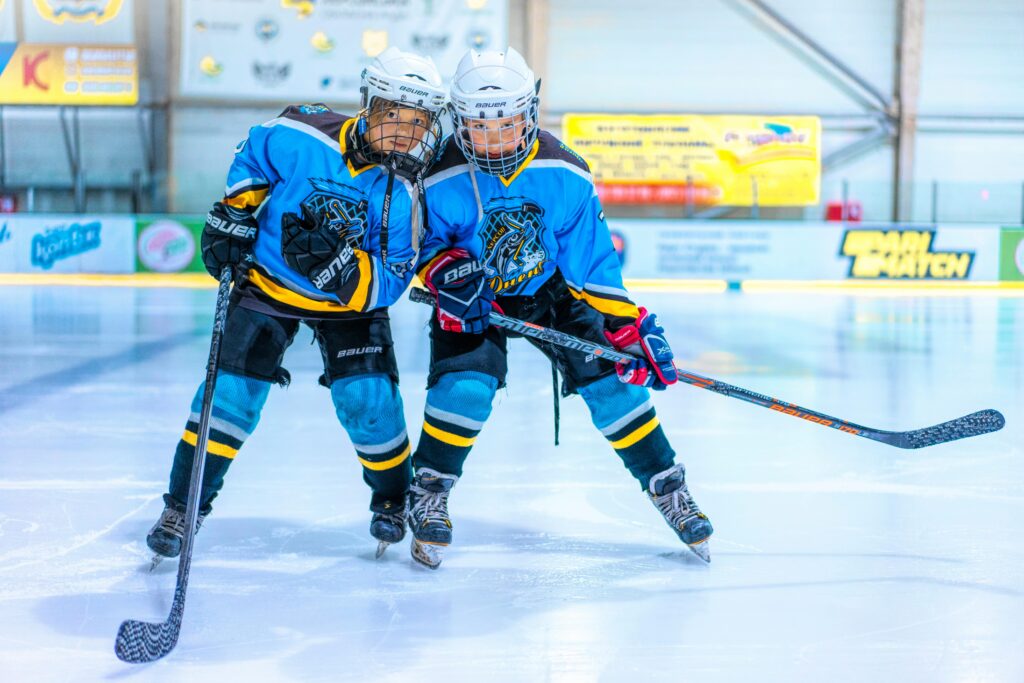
top-left (1, 214), bottom-right (1024, 284)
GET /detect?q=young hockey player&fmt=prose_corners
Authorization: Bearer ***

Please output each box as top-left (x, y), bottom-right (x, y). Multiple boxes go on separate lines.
top-left (146, 48), bottom-right (446, 563)
top-left (407, 48), bottom-right (713, 569)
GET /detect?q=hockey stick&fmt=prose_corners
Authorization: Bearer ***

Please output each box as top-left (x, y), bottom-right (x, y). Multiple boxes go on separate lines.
top-left (409, 287), bottom-right (1004, 449)
top-left (115, 266), bottom-right (234, 663)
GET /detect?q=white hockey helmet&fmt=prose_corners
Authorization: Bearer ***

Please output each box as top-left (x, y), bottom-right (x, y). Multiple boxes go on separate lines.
top-left (356, 47), bottom-right (447, 177)
top-left (449, 47), bottom-right (540, 177)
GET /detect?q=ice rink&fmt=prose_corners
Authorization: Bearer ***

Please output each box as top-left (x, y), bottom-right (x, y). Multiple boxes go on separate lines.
top-left (1, 282), bottom-right (1022, 682)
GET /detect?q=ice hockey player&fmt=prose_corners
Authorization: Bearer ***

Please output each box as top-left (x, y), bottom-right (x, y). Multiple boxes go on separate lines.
top-left (146, 48), bottom-right (446, 565)
top-left (407, 48), bottom-right (713, 569)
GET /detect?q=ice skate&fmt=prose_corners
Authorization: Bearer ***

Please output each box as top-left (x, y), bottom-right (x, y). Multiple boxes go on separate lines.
top-left (406, 467), bottom-right (457, 569)
top-left (146, 501), bottom-right (207, 570)
top-left (647, 464), bottom-right (713, 563)
top-left (370, 498), bottom-right (407, 558)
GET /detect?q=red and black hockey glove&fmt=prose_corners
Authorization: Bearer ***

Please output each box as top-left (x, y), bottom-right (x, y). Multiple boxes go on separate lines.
top-left (604, 308), bottom-right (679, 391)
top-left (421, 248), bottom-right (495, 334)
top-left (200, 202), bottom-right (258, 278)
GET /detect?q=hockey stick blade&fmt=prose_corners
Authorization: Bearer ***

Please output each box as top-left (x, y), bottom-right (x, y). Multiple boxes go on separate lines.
top-left (115, 586), bottom-right (186, 663)
top-left (876, 409), bottom-right (1005, 449)
top-left (408, 288), bottom-right (1006, 449)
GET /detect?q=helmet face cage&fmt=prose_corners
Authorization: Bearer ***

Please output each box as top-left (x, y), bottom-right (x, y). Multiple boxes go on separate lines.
top-left (452, 97), bottom-right (539, 177)
top-left (357, 97), bottom-right (444, 179)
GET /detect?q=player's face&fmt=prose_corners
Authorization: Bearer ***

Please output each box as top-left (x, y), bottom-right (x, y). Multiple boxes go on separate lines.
top-left (365, 103), bottom-right (431, 155)
top-left (463, 114), bottom-right (528, 159)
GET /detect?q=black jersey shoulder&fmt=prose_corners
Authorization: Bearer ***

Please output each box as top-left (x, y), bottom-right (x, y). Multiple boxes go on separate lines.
top-left (424, 137), bottom-right (470, 178)
top-left (276, 103), bottom-right (350, 139)
top-left (534, 130), bottom-right (591, 173)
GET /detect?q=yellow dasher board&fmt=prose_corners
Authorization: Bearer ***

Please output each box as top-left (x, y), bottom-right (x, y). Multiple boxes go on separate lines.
top-left (0, 43), bottom-right (137, 105)
top-left (562, 113), bottom-right (821, 207)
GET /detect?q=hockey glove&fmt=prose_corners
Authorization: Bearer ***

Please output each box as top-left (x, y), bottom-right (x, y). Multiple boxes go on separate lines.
top-left (604, 308), bottom-right (679, 391)
top-left (200, 202), bottom-right (258, 278)
top-left (421, 248), bottom-right (494, 334)
top-left (280, 205), bottom-right (365, 295)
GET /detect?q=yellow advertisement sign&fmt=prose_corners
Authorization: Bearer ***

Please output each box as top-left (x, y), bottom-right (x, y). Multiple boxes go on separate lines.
top-left (562, 113), bottom-right (821, 206)
top-left (0, 44), bottom-right (137, 105)
top-left (841, 229), bottom-right (974, 279)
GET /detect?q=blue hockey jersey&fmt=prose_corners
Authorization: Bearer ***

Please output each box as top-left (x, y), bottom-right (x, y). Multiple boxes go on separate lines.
top-left (222, 104), bottom-right (417, 317)
top-left (419, 130), bottom-right (639, 325)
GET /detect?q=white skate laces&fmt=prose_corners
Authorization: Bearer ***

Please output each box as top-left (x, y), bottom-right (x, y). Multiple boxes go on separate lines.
top-left (648, 464), bottom-right (713, 562)
top-left (407, 467), bottom-right (458, 569)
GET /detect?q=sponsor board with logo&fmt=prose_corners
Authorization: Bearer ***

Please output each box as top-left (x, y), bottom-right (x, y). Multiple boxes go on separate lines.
top-left (0, 215), bottom-right (134, 273)
top-left (179, 0), bottom-right (507, 101)
top-left (563, 114), bottom-right (821, 207)
top-left (610, 220), bottom-right (1000, 281)
top-left (22, 1), bottom-right (134, 44)
top-left (998, 227), bottom-right (1024, 281)
top-left (0, 43), bottom-right (138, 105)
top-left (135, 216), bottom-right (204, 273)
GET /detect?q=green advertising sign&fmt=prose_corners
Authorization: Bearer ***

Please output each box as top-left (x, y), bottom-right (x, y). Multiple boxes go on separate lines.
top-left (999, 227), bottom-right (1024, 281)
top-left (135, 216), bottom-right (205, 273)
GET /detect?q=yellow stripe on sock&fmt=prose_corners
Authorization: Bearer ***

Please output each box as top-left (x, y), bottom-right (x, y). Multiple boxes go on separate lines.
top-left (422, 421), bottom-right (477, 448)
top-left (609, 417), bottom-right (660, 450)
top-left (358, 443), bottom-right (411, 471)
top-left (182, 430), bottom-right (239, 459)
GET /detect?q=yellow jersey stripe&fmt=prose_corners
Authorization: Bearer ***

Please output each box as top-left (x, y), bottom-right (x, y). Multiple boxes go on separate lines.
top-left (345, 250), bottom-right (372, 312)
top-left (247, 268), bottom-right (355, 313)
top-left (357, 443), bottom-right (411, 471)
top-left (568, 287), bottom-right (640, 320)
top-left (340, 118), bottom-right (376, 177)
top-left (423, 421), bottom-right (477, 448)
top-left (222, 188), bottom-right (268, 210)
top-left (499, 139), bottom-right (541, 187)
top-left (609, 416), bottom-right (660, 449)
top-left (182, 430), bottom-right (239, 459)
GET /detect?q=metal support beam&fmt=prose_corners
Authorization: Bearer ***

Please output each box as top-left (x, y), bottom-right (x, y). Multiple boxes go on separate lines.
top-left (725, 0), bottom-right (893, 116)
top-left (525, 0), bottom-right (549, 119)
top-left (59, 106), bottom-right (85, 212)
top-left (894, 0), bottom-right (925, 222)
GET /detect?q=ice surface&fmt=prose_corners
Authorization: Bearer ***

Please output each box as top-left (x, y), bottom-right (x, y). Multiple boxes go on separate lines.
top-left (1, 285), bottom-right (1022, 682)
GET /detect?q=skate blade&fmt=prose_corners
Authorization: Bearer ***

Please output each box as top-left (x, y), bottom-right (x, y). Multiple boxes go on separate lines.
top-left (411, 539), bottom-right (445, 570)
top-left (687, 540), bottom-right (710, 563)
top-left (148, 554), bottom-right (165, 572)
top-left (375, 541), bottom-right (391, 559)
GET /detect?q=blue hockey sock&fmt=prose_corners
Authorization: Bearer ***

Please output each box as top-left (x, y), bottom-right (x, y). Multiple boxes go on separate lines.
top-left (413, 371), bottom-right (497, 478)
top-left (331, 373), bottom-right (411, 504)
top-left (578, 374), bottom-right (676, 490)
top-left (168, 371), bottom-right (271, 511)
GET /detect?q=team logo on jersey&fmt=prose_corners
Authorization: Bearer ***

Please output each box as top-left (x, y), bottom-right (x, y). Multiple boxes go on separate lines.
top-left (479, 197), bottom-right (549, 295)
top-left (32, 0), bottom-right (123, 25)
top-left (301, 178), bottom-right (369, 250)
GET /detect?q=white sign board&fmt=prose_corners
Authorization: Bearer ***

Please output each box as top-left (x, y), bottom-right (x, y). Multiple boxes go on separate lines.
top-left (179, 0), bottom-right (508, 102)
top-left (20, 0), bottom-right (135, 44)
top-left (0, 215), bottom-right (136, 273)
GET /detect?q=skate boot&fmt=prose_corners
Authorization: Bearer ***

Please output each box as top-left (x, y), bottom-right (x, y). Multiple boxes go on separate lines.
top-left (647, 464), bottom-right (713, 563)
top-left (146, 498), bottom-right (207, 569)
top-left (406, 467), bottom-right (457, 569)
top-left (370, 497), bottom-right (407, 558)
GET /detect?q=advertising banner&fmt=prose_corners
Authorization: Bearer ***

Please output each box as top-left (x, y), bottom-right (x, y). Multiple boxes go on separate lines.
top-left (563, 114), bottom-right (821, 207)
top-left (135, 216), bottom-right (205, 273)
top-left (179, 0), bottom-right (508, 102)
top-left (0, 215), bottom-right (135, 273)
top-left (610, 220), bottom-right (1000, 281)
top-left (0, 43), bottom-right (137, 105)
top-left (998, 227), bottom-right (1024, 281)
top-left (21, 0), bottom-right (135, 44)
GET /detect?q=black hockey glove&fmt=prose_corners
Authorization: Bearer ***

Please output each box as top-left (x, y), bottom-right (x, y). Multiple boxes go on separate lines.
top-left (200, 201), bottom-right (258, 278)
top-left (421, 248), bottom-right (496, 334)
top-left (280, 205), bottom-right (366, 296)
